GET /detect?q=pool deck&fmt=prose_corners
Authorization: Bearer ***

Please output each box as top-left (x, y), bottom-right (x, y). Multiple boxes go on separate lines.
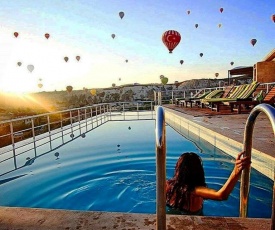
top-left (164, 104), bottom-right (274, 158)
top-left (0, 105), bottom-right (274, 230)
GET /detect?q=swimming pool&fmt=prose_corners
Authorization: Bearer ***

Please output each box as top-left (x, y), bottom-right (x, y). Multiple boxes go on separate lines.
top-left (0, 119), bottom-right (272, 218)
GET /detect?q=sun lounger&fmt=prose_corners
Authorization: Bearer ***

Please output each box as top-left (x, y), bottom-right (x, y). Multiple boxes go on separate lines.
top-left (181, 89), bottom-right (224, 108)
top-left (200, 84), bottom-right (235, 108)
top-left (225, 85), bottom-right (275, 113)
top-left (179, 91), bottom-right (212, 107)
top-left (174, 89), bottom-right (206, 106)
top-left (201, 82), bottom-right (259, 112)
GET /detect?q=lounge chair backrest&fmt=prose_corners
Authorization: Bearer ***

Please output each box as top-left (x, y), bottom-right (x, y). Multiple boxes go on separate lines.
top-left (192, 89), bottom-right (205, 98)
top-left (204, 90), bottom-right (224, 99)
top-left (238, 82), bottom-right (259, 99)
top-left (221, 85), bottom-right (235, 98)
top-left (195, 91), bottom-right (211, 99)
top-left (264, 86), bottom-right (275, 101)
top-left (228, 84), bottom-right (247, 98)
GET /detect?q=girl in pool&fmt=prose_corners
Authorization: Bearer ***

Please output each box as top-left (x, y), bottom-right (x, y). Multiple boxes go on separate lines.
top-left (166, 151), bottom-right (251, 215)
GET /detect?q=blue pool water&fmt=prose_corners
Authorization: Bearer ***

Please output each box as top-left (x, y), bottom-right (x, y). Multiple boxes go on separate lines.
top-left (0, 119), bottom-right (272, 217)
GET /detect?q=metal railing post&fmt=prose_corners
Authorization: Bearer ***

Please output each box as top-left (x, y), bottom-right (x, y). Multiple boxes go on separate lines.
top-left (155, 106), bottom-right (166, 230)
top-left (84, 108), bottom-right (87, 131)
top-left (240, 104), bottom-right (275, 230)
top-left (47, 115), bottom-right (52, 150)
top-left (31, 118), bottom-right (37, 157)
top-left (123, 103), bottom-right (125, 120)
top-left (9, 122), bottom-right (17, 169)
top-left (60, 113), bottom-right (64, 144)
top-left (78, 109), bottom-right (81, 133)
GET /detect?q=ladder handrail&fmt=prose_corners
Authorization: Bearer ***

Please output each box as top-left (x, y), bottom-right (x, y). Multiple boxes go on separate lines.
top-left (240, 103), bottom-right (275, 230)
top-left (155, 106), bottom-right (166, 230)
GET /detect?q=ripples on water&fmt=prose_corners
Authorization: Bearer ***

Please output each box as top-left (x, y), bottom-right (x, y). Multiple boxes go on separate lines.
top-left (0, 120), bottom-right (272, 217)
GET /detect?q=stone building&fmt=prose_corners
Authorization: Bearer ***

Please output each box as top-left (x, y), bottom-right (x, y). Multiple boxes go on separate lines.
top-left (254, 48), bottom-right (275, 83)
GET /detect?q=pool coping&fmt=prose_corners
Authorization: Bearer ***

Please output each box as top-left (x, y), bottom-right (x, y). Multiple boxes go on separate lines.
top-left (0, 207), bottom-right (271, 230)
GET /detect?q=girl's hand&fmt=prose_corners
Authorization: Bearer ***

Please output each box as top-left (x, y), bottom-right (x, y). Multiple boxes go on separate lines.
top-left (234, 151), bottom-right (251, 175)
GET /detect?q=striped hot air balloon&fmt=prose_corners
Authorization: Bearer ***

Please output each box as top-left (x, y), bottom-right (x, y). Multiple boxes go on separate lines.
top-left (162, 30), bottom-right (181, 53)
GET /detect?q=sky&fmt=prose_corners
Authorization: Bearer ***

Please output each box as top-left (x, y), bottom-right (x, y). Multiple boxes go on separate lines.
top-left (0, 0), bottom-right (274, 93)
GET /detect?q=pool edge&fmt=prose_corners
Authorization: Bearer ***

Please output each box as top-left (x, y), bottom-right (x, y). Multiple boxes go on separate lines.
top-left (0, 207), bottom-right (271, 230)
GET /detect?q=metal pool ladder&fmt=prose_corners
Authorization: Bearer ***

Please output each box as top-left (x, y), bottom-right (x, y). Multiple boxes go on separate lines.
top-left (240, 103), bottom-right (275, 230)
top-left (155, 106), bottom-right (166, 230)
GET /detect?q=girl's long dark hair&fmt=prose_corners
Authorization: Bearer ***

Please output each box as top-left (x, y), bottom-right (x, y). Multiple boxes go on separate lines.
top-left (166, 152), bottom-right (206, 210)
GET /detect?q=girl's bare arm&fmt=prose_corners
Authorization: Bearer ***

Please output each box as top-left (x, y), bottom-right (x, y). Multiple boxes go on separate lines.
top-left (194, 151), bottom-right (251, 200)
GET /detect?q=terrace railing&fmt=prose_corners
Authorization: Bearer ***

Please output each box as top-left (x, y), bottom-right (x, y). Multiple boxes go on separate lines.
top-left (240, 103), bottom-right (275, 230)
top-left (0, 101), bottom-right (155, 176)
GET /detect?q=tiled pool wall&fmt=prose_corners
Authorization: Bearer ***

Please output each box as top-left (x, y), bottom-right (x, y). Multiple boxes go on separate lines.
top-left (164, 107), bottom-right (275, 180)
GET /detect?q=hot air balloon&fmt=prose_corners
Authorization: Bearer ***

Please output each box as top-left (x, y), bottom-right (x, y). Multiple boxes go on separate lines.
top-left (272, 14), bottom-right (275, 23)
top-left (17, 62), bottom-right (22, 67)
top-left (220, 8), bottom-right (223, 13)
top-left (76, 56), bottom-right (80, 61)
top-left (112, 83), bottom-right (116, 87)
top-left (64, 57), bottom-right (69, 62)
top-left (218, 23), bottom-right (222, 28)
top-left (27, 65), bottom-right (34, 73)
top-left (200, 53), bottom-right (203, 57)
top-left (187, 10), bottom-right (190, 15)
top-left (119, 11), bottom-right (124, 19)
top-left (251, 39), bottom-right (257, 46)
top-left (66, 85), bottom-right (73, 93)
top-left (215, 73), bottom-right (219, 78)
top-left (195, 24), bottom-right (198, 28)
top-left (180, 60), bottom-right (184, 65)
top-left (90, 89), bottom-right (96, 96)
top-left (162, 30), bottom-right (181, 53)
top-left (160, 75), bottom-right (164, 79)
top-left (230, 61), bottom-right (234, 66)
top-left (111, 34), bottom-right (115, 39)
top-left (38, 83), bottom-right (43, 88)
top-left (161, 77), bottom-right (168, 85)
top-left (45, 33), bottom-right (50, 39)
top-left (14, 32), bottom-right (19, 38)
top-left (125, 59), bottom-right (128, 63)
top-left (119, 78), bottom-right (121, 81)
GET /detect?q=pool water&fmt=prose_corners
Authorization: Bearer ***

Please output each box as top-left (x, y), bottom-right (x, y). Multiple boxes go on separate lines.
top-left (0, 120), bottom-right (272, 217)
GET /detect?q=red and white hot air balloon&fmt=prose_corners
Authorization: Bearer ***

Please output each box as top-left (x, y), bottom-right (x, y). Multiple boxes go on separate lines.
top-left (162, 30), bottom-right (181, 53)
top-left (14, 32), bottom-right (19, 38)
top-left (271, 14), bottom-right (275, 23)
top-left (220, 8), bottom-right (223, 13)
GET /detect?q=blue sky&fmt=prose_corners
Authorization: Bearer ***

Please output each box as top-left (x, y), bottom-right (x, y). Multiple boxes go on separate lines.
top-left (0, 0), bottom-right (274, 93)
